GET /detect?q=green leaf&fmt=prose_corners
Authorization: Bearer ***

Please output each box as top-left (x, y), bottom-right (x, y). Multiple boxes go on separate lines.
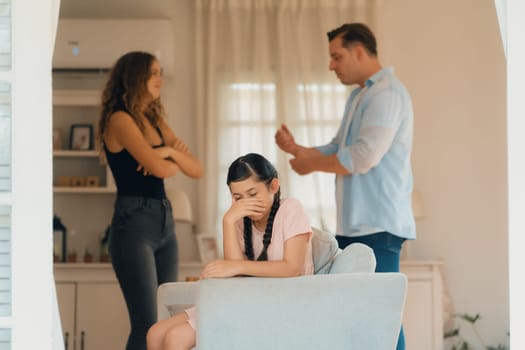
top-left (460, 341), bottom-right (470, 350)
top-left (455, 313), bottom-right (481, 324)
top-left (445, 312), bottom-right (509, 350)
top-left (445, 329), bottom-right (460, 338)
top-left (487, 345), bottom-right (508, 350)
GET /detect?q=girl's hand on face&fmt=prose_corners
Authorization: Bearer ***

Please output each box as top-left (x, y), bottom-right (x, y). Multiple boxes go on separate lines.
top-left (223, 197), bottom-right (266, 224)
top-left (200, 260), bottom-right (241, 279)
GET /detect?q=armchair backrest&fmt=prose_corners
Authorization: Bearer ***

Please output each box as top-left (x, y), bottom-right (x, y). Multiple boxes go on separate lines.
top-left (311, 227), bottom-right (339, 274)
top-left (158, 228), bottom-right (377, 321)
top-left (311, 227), bottom-right (376, 274)
top-left (330, 242), bottom-right (376, 274)
top-left (196, 273), bottom-right (407, 350)
top-left (158, 281), bottom-right (198, 320)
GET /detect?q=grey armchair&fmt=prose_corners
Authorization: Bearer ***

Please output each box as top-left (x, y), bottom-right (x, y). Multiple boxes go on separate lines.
top-left (157, 228), bottom-right (407, 350)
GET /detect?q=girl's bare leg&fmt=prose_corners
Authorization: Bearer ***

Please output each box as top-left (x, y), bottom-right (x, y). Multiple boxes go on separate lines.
top-left (163, 321), bottom-right (196, 350)
top-left (146, 312), bottom-right (189, 350)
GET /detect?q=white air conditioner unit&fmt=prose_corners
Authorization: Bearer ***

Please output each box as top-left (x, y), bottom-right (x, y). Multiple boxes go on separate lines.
top-left (53, 19), bottom-right (174, 76)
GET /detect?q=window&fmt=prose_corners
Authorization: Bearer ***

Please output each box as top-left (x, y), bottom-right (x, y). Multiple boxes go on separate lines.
top-left (0, 0), bottom-right (11, 72)
top-left (216, 82), bottom-right (279, 220)
top-left (0, 1), bottom-right (12, 345)
top-left (0, 206), bottom-right (11, 347)
top-left (216, 80), bottom-right (350, 234)
top-left (0, 82), bottom-right (10, 194)
top-left (0, 0), bottom-right (56, 348)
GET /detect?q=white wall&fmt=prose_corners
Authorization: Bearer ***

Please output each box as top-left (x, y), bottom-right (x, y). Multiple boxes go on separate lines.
top-left (377, 0), bottom-right (508, 346)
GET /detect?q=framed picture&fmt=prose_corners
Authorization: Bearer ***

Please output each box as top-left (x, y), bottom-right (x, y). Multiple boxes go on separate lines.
top-left (85, 175), bottom-right (100, 188)
top-left (197, 234), bottom-right (219, 264)
top-left (70, 176), bottom-right (86, 187)
top-left (70, 124), bottom-right (93, 150)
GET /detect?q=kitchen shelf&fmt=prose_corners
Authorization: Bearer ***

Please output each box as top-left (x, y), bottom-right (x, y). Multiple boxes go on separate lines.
top-left (53, 89), bottom-right (100, 106)
top-left (54, 186), bottom-right (116, 194)
top-left (54, 150), bottom-right (99, 157)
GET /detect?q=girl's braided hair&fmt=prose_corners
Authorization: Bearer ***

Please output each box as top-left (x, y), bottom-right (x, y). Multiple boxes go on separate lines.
top-left (227, 153), bottom-right (280, 261)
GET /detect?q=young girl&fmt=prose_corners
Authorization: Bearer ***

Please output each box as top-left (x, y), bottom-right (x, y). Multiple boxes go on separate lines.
top-left (146, 153), bottom-right (313, 350)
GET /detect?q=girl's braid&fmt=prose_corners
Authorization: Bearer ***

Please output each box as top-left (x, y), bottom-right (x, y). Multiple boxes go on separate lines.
top-left (256, 189), bottom-right (281, 261)
top-left (243, 216), bottom-right (255, 260)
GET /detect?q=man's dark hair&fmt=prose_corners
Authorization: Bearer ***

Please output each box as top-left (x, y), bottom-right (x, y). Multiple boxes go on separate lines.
top-left (327, 23), bottom-right (378, 56)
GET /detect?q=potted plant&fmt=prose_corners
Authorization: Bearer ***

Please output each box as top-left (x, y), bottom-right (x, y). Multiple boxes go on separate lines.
top-left (444, 313), bottom-right (509, 350)
top-left (99, 226), bottom-right (111, 263)
top-left (83, 248), bottom-right (93, 263)
top-left (67, 249), bottom-right (77, 263)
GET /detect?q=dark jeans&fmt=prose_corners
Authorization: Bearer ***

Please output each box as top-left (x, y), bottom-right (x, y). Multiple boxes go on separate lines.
top-left (336, 232), bottom-right (406, 350)
top-left (109, 196), bottom-right (178, 350)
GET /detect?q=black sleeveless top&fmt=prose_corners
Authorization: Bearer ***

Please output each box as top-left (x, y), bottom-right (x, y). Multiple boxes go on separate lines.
top-left (104, 103), bottom-right (167, 199)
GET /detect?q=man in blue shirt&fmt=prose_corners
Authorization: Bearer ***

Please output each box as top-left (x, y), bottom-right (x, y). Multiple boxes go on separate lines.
top-left (275, 22), bottom-right (414, 350)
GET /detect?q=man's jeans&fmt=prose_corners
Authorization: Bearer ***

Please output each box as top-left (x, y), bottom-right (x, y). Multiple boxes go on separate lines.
top-left (336, 232), bottom-right (406, 350)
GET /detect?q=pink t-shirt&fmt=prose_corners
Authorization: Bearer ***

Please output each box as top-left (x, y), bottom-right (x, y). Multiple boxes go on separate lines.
top-left (184, 197), bottom-right (313, 329)
top-left (236, 197), bottom-right (314, 275)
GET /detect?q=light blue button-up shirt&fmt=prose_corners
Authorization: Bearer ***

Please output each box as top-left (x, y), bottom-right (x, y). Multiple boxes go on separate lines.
top-left (316, 67), bottom-right (415, 240)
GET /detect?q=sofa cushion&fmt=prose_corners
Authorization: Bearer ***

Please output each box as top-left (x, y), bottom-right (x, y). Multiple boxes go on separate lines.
top-left (329, 243), bottom-right (376, 274)
top-left (311, 227), bottom-right (340, 274)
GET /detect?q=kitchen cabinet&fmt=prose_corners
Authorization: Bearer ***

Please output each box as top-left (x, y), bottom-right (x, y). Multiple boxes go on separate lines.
top-left (54, 262), bottom-right (203, 350)
top-left (55, 265), bottom-right (128, 350)
top-left (56, 281), bottom-right (128, 350)
top-left (401, 260), bottom-right (444, 350)
top-left (55, 283), bottom-right (75, 350)
top-left (77, 282), bottom-right (129, 350)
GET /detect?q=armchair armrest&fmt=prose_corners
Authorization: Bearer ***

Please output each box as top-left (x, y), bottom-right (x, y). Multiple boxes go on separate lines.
top-left (157, 281), bottom-right (199, 320)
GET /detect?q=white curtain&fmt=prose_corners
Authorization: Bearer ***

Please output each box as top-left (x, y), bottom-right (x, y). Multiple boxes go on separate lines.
top-left (195, 0), bottom-right (377, 237)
